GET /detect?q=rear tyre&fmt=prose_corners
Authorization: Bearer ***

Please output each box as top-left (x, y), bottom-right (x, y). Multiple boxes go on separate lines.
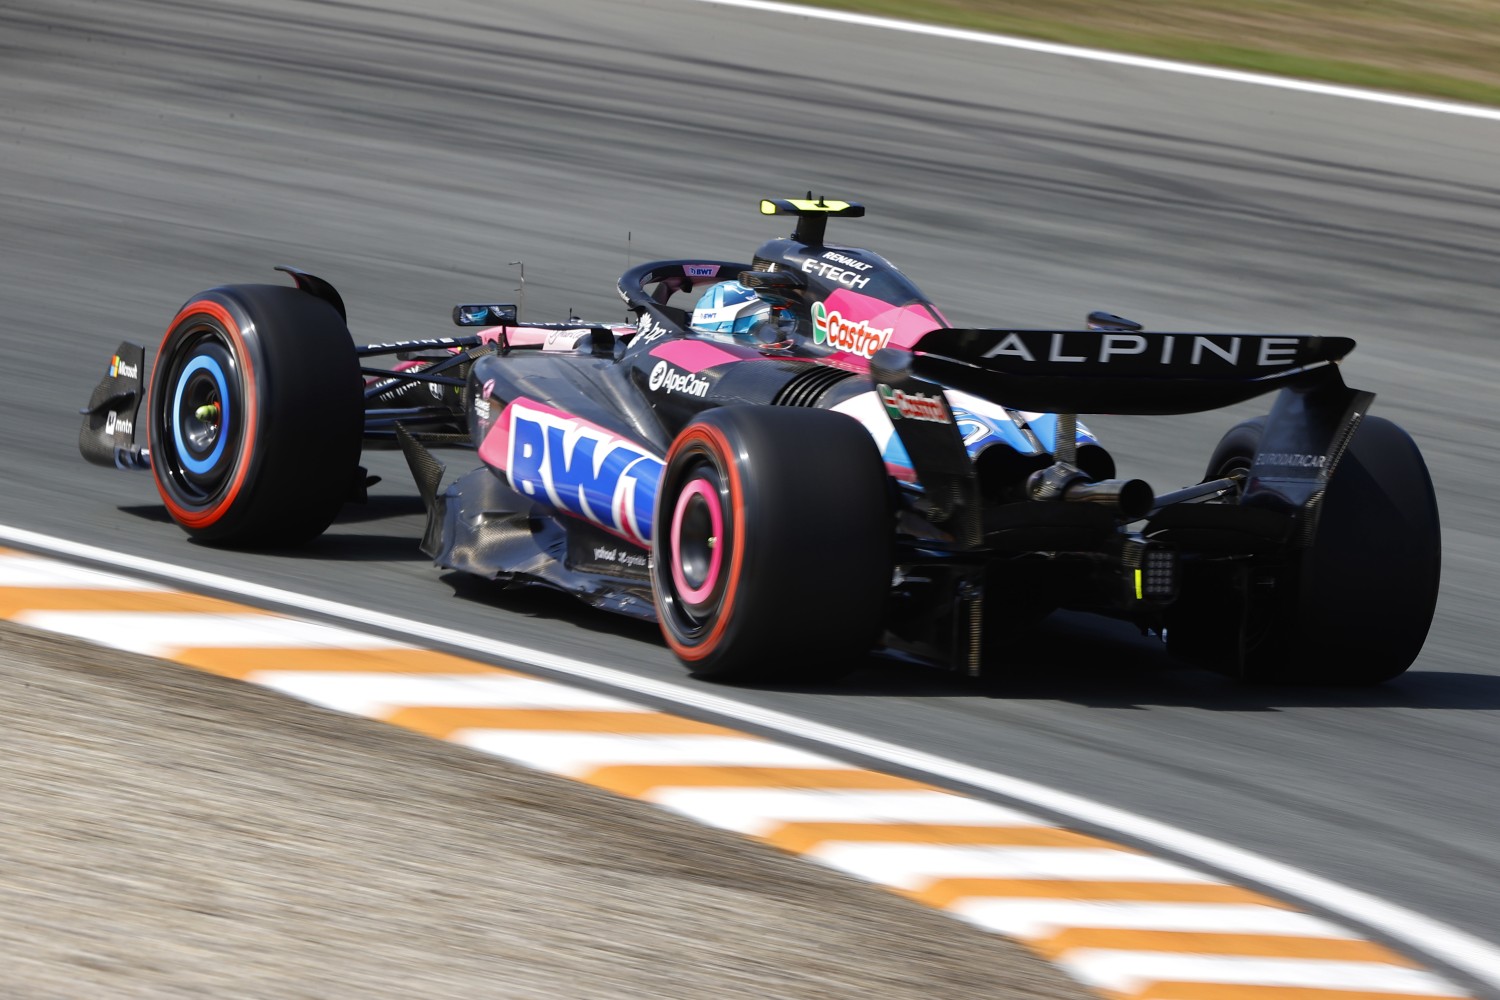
top-left (1204, 416), bottom-right (1267, 482)
top-left (148, 284), bottom-right (363, 547)
top-left (1204, 414), bottom-right (1440, 684)
top-left (651, 406), bottom-right (892, 682)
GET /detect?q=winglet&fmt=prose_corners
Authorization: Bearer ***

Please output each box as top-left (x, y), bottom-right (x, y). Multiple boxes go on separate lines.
top-left (759, 196), bottom-right (865, 245)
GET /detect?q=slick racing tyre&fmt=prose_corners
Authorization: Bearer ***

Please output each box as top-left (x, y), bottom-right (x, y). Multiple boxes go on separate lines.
top-left (1198, 414), bottom-right (1440, 684)
top-left (651, 406), bottom-right (892, 682)
top-left (148, 284), bottom-right (362, 546)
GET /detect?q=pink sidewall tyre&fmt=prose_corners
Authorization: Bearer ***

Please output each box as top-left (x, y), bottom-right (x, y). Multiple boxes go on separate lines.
top-left (651, 406), bottom-right (892, 682)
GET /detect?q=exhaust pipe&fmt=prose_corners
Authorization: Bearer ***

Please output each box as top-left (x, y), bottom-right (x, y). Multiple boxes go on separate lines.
top-left (1062, 478), bottom-right (1154, 519)
top-left (1028, 462), bottom-right (1154, 519)
top-left (1030, 410), bottom-right (1153, 518)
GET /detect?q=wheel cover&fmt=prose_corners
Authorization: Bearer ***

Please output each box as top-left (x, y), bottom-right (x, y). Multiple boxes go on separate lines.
top-left (654, 436), bottom-right (741, 655)
top-left (171, 349), bottom-right (232, 477)
top-left (1211, 454), bottom-right (1252, 499)
top-left (154, 321), bottom-right (247, 511)
top-left (669, 476), bottom-right (725, 609)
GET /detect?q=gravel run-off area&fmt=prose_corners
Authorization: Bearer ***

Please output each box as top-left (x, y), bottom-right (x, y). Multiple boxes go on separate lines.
top-left (0, 621), bottom-right (1092, 1000)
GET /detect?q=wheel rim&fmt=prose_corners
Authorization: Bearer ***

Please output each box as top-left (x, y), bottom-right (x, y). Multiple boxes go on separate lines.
top-left (155, 323), bottom-right (245, 509)
top-left (656, 444), bottom-right (737, 648)
top-left (670, 476), bottom-right (724, 609)
top-left (1211, 453), bottom-right (1253, 502)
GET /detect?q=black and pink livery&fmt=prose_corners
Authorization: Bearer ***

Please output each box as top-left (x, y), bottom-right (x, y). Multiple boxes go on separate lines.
top-left (79, 199), bottom-right (1440, 685)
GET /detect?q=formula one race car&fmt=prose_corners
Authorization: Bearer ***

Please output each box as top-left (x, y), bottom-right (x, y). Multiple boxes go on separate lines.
top-left (79, 198), bottom-right (1440, 685)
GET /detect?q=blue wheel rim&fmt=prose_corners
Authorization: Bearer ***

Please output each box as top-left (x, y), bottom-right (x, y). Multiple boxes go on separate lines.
top-left (171, 354), bottom-right (231, 474)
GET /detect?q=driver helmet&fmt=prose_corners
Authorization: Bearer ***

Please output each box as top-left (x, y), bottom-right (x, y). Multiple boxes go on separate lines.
top-left (690, 281), bottom-right (769, 340)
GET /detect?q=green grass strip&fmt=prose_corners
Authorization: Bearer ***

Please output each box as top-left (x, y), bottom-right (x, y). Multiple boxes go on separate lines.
top-left (790, 0), bottom-right (1500, 107)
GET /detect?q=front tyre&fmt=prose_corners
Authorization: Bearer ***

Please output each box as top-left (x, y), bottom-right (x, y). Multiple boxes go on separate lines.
top-left (651, 406), bottom-right (892, 682)
top-left (149, 284), bottom-right (362, 546)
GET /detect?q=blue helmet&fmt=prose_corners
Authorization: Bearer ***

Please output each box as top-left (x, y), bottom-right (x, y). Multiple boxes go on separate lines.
top-left (691, 281), bottom-right (769, 339)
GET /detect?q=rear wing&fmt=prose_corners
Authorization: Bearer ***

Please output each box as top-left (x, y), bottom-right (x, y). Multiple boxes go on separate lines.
top-left (874, 327), bottom-right (1374, 525)
top-left (887, 328), bottom-right (1356, 415)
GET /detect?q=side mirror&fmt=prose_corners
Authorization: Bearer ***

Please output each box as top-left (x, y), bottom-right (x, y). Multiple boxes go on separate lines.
top-left (737, 269), bottom-right (807, 307)
top-left (452, 303), bottom-right (518, 327)
top-left (737, 270), bottom-right (806, 293)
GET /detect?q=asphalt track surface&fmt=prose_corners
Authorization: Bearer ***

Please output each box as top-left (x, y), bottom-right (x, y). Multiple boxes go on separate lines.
top-left (2, 0), bottom-right (1499, 987)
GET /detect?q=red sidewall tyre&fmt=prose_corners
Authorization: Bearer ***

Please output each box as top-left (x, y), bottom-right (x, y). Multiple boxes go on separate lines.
top-left (651, 406), bottom-right (892, 682)
top-left (151, 299), bottom-right (259, 532)
top-left (149, 284), bottom-right (362, 547)
top-left (657, 423), bottom-right (745, 661)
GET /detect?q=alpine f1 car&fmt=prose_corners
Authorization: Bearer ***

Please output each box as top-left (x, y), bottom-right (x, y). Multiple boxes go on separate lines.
top-left (79, 198), bottom-right (1440, 685)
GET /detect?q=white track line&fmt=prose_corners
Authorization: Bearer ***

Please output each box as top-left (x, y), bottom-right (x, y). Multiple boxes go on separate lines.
top-left (4, 523), bottom-right (1498, 990)
top-left (689, 0), bottom-right (1500, 122)
top-left (0, 554), bottom-right (169, 589)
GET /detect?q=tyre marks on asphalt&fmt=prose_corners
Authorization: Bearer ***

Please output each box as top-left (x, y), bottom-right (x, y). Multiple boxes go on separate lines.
top-left (0, 548), bottom-right (1471, 1000)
